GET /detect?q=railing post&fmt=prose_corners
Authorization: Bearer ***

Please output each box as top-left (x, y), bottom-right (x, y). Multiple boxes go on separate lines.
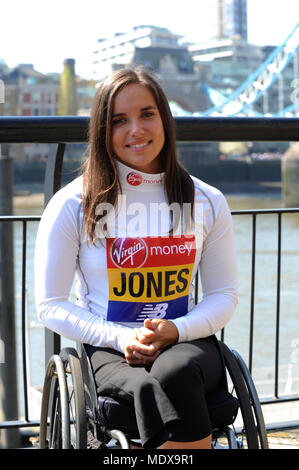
top-left (0, 146), bottom-right (20, 448)
top-left (275, 213), bottom-right (282, 398)
top-left (249, 213), bottom-right (256, 373)
top-left (44, 143), bottom-right (65, 206)
top-left (43, 144), bottom-right (65, 366)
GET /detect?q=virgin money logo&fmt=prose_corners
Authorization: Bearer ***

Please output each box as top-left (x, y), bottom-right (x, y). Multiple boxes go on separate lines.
top-left (127, 172), bottom-right (143, 186)
top-left (110, 238), bottom-right (148, 268)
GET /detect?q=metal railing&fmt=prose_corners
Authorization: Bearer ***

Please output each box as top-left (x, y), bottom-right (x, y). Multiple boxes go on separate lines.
top-left (221, 207), bottom-right (299, 406)
top-left (0, 215), bottom-right (41, 431)
top-left (0, 116), bottom-right (299, 432)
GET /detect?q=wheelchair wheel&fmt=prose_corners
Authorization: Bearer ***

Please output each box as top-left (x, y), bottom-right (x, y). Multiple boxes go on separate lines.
top-left (231, 349), bottom-right (269, 449)
top-left (60, 347), bottom-right (87, 448)
top-left (39, 354), bottom-right (71, 448)
top-left (39, 348), bottom-right (87, 449)
top-left (221, 342), bottom-right (267, 449)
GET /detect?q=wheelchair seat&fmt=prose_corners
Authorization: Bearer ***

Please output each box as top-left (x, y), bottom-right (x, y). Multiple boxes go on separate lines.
top-left (97, 387), bottom-right (239, 438)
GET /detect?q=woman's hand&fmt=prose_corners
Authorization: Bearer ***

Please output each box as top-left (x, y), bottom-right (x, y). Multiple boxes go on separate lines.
top-left (123, 319), bottom-right (179, 367)
top-left (136, 318), bottom-right (179, 352)
top-left (123, 328), bottom-right (161, 367)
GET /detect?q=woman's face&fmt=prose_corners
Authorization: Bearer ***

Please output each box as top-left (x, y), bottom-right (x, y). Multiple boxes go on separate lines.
top-left (111, 83), bottom-right (165, 174)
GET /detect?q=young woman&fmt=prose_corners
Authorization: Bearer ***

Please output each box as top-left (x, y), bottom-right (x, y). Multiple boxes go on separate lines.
top-left (35, 68), bottom-right (238, 449)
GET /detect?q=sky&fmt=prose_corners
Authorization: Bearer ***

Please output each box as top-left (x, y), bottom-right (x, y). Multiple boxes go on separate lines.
top-left (0, 0), bottom-right (299, 79)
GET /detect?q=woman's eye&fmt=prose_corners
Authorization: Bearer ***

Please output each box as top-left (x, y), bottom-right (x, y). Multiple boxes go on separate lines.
top-left (142, 112), bottom-right (154, 118)
top-left (112, 117), bottom-right (126, 125)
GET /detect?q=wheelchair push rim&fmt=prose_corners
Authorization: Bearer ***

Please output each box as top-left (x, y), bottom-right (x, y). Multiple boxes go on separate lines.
top-left (39, 348), bottom-right (87, 449)
top-left (230, 348), bottom-right (269, 449)
top-left (221, 342), bottom-right (268, 449)
top-left (39, 354), bottom-right (71, 449)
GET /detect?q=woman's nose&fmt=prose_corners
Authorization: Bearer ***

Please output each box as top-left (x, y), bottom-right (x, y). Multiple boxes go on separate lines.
top-left (130, 119), bottom-right (144, 136)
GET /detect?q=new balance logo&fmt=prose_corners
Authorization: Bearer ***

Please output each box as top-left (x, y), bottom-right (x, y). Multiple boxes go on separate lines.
top-left (136, 303), bottom-right (168, 321)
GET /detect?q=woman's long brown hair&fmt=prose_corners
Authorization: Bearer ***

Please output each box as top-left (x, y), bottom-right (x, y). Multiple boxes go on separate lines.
top-left (82, 68), bottom-right (195, 243)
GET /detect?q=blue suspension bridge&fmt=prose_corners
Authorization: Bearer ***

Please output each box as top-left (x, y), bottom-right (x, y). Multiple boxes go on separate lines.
top-left (171, 22), bottom-right (299, 118)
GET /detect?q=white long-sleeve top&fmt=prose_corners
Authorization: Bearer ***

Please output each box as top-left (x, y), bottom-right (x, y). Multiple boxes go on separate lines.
top-left (35, 161), bottom-right (238, 353)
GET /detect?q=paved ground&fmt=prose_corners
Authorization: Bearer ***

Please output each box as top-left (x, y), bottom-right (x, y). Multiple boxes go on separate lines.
top-left (267, 428), bottom-right (299, 449)
top-left (261, 401), bottom-right (299, 448)
top-left (16, 426), bottom-right (299, 449)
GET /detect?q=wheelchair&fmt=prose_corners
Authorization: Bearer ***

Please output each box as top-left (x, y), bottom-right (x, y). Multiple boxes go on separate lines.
top-left (39, 339), bottom-right (269, 450)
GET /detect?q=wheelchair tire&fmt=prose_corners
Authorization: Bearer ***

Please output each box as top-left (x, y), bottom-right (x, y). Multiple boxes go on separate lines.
top-left (39, 349), bottom-right (87, 449)
top-left (60, 347), bottom-right (87, 449)
top-left (231, 349), bottom-right (269, 449)
top-left (220, 342), bottom-right (260, 449)
top-left (39, 354), bottom-right (71, 448)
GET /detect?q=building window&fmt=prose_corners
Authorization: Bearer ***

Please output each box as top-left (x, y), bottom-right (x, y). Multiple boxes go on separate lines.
top-left (32, 92), bottom-right (40, 103)
top-left (23, 93), bottom-right (31, 103)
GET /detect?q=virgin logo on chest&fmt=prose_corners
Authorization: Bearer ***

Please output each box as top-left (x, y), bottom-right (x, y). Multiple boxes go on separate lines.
top-left (110, 237), bottom-right (148, 268)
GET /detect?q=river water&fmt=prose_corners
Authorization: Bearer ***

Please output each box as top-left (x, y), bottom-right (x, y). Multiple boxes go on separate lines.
top-left (11, 190), bottom-right (299, 417)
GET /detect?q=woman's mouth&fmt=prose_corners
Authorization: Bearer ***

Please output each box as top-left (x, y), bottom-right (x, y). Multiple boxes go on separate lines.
top-left (126, 141), bottom-right (152, 150)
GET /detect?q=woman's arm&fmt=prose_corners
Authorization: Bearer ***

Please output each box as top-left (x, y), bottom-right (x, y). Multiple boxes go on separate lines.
top-left (34, 188), bottom-right (135, 354)
top-left (170, 193), bottom-right (238, 342)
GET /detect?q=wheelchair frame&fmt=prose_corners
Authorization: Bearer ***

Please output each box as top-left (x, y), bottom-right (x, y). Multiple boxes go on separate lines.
top-left (39, 340), bottom-right (269, 450)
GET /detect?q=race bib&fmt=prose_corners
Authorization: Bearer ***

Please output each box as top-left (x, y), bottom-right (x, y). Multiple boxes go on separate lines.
top-left (106, 235), bottom-right (196, 322)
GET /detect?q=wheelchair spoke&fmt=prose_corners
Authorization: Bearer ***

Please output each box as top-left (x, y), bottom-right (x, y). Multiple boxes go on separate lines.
top-left (50, 388), bottom-right (63, 448)
top-left (68, 388), bottom-right (77, 448)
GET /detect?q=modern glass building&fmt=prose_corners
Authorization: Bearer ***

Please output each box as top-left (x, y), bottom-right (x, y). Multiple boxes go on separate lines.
top-left (207, 0), bottom-right (248, 41)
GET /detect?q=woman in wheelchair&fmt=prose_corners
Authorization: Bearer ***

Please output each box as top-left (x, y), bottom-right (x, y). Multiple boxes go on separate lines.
top-left (35, 68), bottom-right (239, 449)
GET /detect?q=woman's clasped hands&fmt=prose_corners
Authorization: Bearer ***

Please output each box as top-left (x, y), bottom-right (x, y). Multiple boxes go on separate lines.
top-left (123, 318), bottom-right (179, 367)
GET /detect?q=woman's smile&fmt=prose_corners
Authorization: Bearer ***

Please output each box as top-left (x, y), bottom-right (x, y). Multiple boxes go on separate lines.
top-left (126, 140), bottom-right (152, 151)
